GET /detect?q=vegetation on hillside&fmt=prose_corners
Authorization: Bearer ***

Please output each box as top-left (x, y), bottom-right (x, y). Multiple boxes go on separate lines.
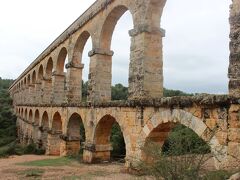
top-left (0, 78), bottom-right (16, 147)
top-left (82, 81), bottom-right (193, 101)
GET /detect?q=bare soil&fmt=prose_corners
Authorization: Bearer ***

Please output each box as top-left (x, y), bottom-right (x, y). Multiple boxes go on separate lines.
top-left (0, 155), bottom-right (148, 180)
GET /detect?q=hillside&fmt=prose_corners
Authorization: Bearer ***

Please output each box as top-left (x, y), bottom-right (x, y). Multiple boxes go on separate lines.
top-left (0, 78), bottom-right (16, 147)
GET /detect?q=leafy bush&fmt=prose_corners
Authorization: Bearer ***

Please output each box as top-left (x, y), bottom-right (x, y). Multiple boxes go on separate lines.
top-left (137, 124), bottom-right (216, 179)
top-left (0, 78), bottom-right (16, 148)
top-left (110, 122), bottom-right (126, 160)
top-left (139, 140), bottom-right (212, 179)
top-left (202, 170), bottom-right (232, 180)
top-left (162, 124), bottom-right (211, 155)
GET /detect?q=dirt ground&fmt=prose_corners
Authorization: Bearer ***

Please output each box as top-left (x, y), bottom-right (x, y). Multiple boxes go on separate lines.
top-left (0, 155), bottom-right (148, 180)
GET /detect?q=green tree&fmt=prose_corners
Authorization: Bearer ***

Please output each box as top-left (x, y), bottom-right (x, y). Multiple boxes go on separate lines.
top-left (0, 78), bottom-right (16, 147)
top-left (111, 84), bottom-right (128, 100)
top-left (110, 122), bottom-right (126, 160)
top-left (163, 88), bottom-right (193, 97)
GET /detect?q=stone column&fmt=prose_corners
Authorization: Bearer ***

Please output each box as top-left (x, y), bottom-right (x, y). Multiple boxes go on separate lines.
top-left (38, 126), bottom-right (49, 150)
top-left (59, 135), bottom-right (81, 156)
top-left (23, 86), bottom-right (28, 104)
top-left (229, 0), bottom-right (240, 97)
top-left (28, 85), bottom-right (35, 104)
top-left (34, 82), bottom-right (42, 104)
top-left (52, 72), bottom-right (66, 104)
top-left (88, 48), bottom-right (113, 102)
top-left (65, 62), bottom-right (84, 103)
top-left (42, 77), bottom-right (52, 104)
top-left (46, 131), bottom-right (62, 156)
top-left (32, 124), bottom-right (39, 144)
top-left (82, 143), bottom-right (113, 163)
top-left (128, 25), bottom-right (165, 99)
top-left (19, 89), bottom-right (23, 104)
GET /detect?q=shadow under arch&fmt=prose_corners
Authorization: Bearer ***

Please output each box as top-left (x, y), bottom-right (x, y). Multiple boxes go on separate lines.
top-left (34, 109), bottom-right (40, 126)
top-left (28, 109), bottom-right (33, 123)
top-left (24, 109), bottom-right (28, 120)
top-left (139, 109), bottom-right (227, 169)
top-left (37, 65), bottom-right (44, 81)
top-left (93, 115), bottom-right (126, 162)
top-left (39, 111), bottom-right (49, 150)
top-left (47, 112), bottom-right (63, 156)
top-left (64, 112), bottom-right (86, 156)
top-left (46, 57), bottom-right (54, 78)
top-left (21, 108), bottom-right (23, 118)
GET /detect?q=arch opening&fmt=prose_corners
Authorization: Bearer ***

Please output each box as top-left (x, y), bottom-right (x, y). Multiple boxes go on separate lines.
top-left (32, 71), bottom-right (36, 84)
top-left (100, 6), bottom-right (134, 100)
top-left (52, 112), bottom-right (62, 133)
top-left (142, 122), bottom-right (213, 171)
top-left (21, 108), bottom-right (23, 118)
top-left (28, 109), bottom-right (33, 123)
top-left (94, 115), bottom-right (126, 162)
top-left (56, 47), bottom-right (68, 73)
top-left (65, 113), bottom-right (86, 156)
top-left (48, 112), bottom-right (62, 156)
top-left (27, 75), bottom-right (30, 86)
top-left (40, 111), bottom-right (49, 150)
top-left (74, 31), bottom-right (92, 102)
top-left (145, 122), bottom-right (210, 156)
top-left (42, 111), bottom-right (49, 129)
top-left (24, 109), bottom-right (28, 120)
top-left (46, 58), bottom-right (53, 78)
top-left (34, 110), bottom-right (40, 126)
top-left (38, 65), bottom-right (44, 81)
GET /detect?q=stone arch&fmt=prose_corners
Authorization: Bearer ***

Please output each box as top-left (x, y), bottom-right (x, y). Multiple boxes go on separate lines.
top-left (56, 47), bottom-right (68, 73)
top-left (64, 113), bottom-right (86, 156)
top-left (100, 5), bottom-right (134, 50)
top-left (21, 80), bottom-right (23, 90)
top-left (32, 70), bottom-right (36, 84)
top-left (46, 57), bottom-right (53, 78)
top-left (73, 31), bottom-right (92, 64)
top-left (37, 65), bottom-right (44, 81)
top-left (47, 111), bottom-right (63, 156)
top-left (21, 108), bottom-right (24, 118)
top-left (40, 111), bottom-right (49, 150)
top-left (27, 74), bottom-right (31, 85)
top-left (34, 109), bottom-right (40, 126)
top-left (24, 77), bottom-right (27, 86)
top-left (28, 109), bottom-right (33, 122)
top-left (147, 0), bottom-right (166, 28)
top-left (93, 114), bottom-right (126, 162)
top-left (24, 108), bottom-right (28, 120)
top-left (67, 113), bottom-right (85, 140)
top-left (52, 112), bottom-right (62, 133)
top-left (139, 109), bottom-right (227, 169)
top-left (41, 111), bottom-right (49, 128)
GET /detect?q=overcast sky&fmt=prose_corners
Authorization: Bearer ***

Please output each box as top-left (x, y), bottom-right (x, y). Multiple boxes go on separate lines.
top-left (0, 0), bottom-right (231, 94)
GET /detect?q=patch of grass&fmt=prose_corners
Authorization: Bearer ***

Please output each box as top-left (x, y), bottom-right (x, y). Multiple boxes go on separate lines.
top-left (18, 169), bottom-right (44, 177)
top-left (17, 157), bottom-right (74, 167)
top-left (202, 170), bottom-right (232, 180)
top-left (63, 171), bottom-right (111, 180)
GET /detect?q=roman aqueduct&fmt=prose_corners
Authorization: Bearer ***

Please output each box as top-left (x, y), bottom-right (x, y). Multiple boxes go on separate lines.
top-left (8, 0), bottom-right (240, 169)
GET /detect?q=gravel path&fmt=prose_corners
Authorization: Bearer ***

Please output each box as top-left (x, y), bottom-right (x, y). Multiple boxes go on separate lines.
top-left (0, 155), bottom-right (146, 180)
